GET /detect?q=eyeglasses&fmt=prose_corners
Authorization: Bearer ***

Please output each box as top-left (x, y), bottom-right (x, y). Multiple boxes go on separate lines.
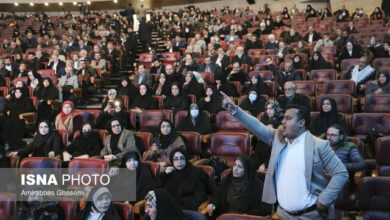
top-left (111, 124), bottom-right (121, 128)
top-left (173, 156), bottom-right (185, 161)
top-left (326, 134), bottom-right (339, 138)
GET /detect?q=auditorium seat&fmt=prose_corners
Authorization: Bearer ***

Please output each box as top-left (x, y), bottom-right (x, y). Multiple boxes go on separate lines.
top-left (351, 113), bottom-right (390, 139)
top-left (198, 72), bottom-right (214, 84)
top-left (57, 129), bottom-right (68, 146)
top-left (134, 132), bottom-right (153, 152)
top-left (247, 49), bottom-right (267, 57)
top-left (113, 202), bottom-right (134, 220)
top-left (258, 55), bottom-right (280, 65)
top-left (162, 52), bottom-right (180, 66)
top-left (358, 177), bottom-right (390, 219)
top-left (153, 95), bottom-right (163, 109)
top-left (68, 159), bottom-right (108, 187)
top-left (139, 53), bottom-right (154, 69)
top-left (310, 69), bottom-right (336, 95)
top-left (75, 109), bottom-right (100, 123)
top-left (188, 94), bottom-right (196, 103)
top-left (264, 81), bottom-right (276, 97)
top-left (0, 192), bottom-right (15, 220)
top-left (285, 53), bottom-right (308, 65)
top-left (121, 95), bottom-right (129, 110)
top-left (9, 156), bottom-right (19, 168)
top-left (73, 129), bottom-right (107, 144)
top-left (139, 110), bottom-right (173, 131)
top-left (323, 80), bottom-right (356, 96)
top-left (317, 94), bottom-right (352, 113)
top-left (317, 46), bottom-right (337, 56)
top-left (217, 213), bottom-right (274, 220)
top-left (4, 77), bottom-right (10, 88)
top-left (294, 80), bottom-right (316, 97)
top-left (216, 111), bottom-right (247, 131)
top-left (20, 157), bottom-right (62, 169)
top-left (179, 131), bottom-right (201, 160)
top-left (341, 59), bottom-right (360, 73)
top-left (231, 81), bottom-right (241, 97)
top-left (210, 132), bottom-right (250, 163)
top-left (174, 110), bottom-right (188, 128)
top-left (375, 137), bottom-right (390, 176)
top-left (363, 95), bottom-right (390, 113)
top-left (373, 58), bottom-right (390, 71)
top-left (37, 69), bottom-right (55, 77)
top-left (60, 200), bottom-right (78, 220)
top-left (248, 71), bottom-right (273, 81)
top-left (0, 87), bottom-right (8, 96)
top-left (142, 161), bottom-right (160, 177)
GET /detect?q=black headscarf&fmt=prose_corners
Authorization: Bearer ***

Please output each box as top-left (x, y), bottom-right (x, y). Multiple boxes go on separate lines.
top-left (214, 73), bottom-right (236, 97)
top-left (310, 51), bottom-right (332, 70)
top-left (158, 120), bottom-right (180, 150)
top-left (107, 118), bottom-right (123, 155)
top-left (67, 122), bottom-right (103, 157)
top-left (36, 77), bottom-right (59, 100)
top-left (152, 73), bottom-right (171, 97)
top-left (7, 88), bottom-right (35, 117)
top-left (239, 88), bottom-right (266, 117)
top-left (131, 84), bottom-right (157, 110)
top-left (30, 120), bottom-right (53, 156)
top-left (117, 76), bottom-right (138, 107)
top-left (182, 72), bottom-right (204, 99)
top-left (200, 85), bottom-right (222, 114)
top-left (179, 102), bottom-right (212, 135)
top-left (247, 73), bottom-right (269, 96)
top-left (378, 71), bottom-right (390, 88)
top-left (292, 54), bottom-right (304, 69)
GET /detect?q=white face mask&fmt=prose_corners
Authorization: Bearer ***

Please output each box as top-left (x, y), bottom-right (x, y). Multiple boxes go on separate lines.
top-left (249, 93), bottom-right (257, 102)
top-left (190, 109), bottom-right (199, 117)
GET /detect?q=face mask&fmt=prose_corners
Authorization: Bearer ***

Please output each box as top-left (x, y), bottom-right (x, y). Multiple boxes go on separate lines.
top-left (82, 130), bottom-right (92, 137)
top-left (249, 94), bottom-right (257, 102)
top-left (190, 109), bottom-right (199, 117)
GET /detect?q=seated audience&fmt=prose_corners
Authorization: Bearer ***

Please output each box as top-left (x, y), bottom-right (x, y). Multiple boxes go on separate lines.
top-left (9, 120), bottom-right (62, 159)
top-left (55, 101), bottom-right (78, 138)
top-left (198, 56), bottom-right (222, 75)
top-left (275, 59), bottom-right (303, 94)
top-left (132, 64), bottom-right (153, 88)
top-left (277, 81), bottom-right (311, 111)
top-left (314, 32), bottom-right (334, 51)
top-left (342, 56), bottom-right (376, 96)
top-left (35, 77), bottom-right (59, 122)
top-left (214, 73), bottom-right (237, 97)
top-left (366, 70), bottom-right (390, 95)
top-left (58, 66), bottom-right (79, 103)
top-left (340, 41), bottom-right (363, 60)
top-left (163, 83), bottom-right (190, 111)
top-left (144, 189), bottom-right (187, 220)
top-left (63, 122), bottom-right (103, 160)
top-left (178, 103), bottom-right (212, 135)
top-left (310, 97), bottom-right (348, 136)
top-left (231, 46), bottom-right (252, 66)
top-left (117, 76), bottom-right (138, 108)
top-left (76, 59), bottom-right (99, 103)
top-left (199, 85), bottom-right (223, 116)
top-left (150, 59), bottom-right (166, 75)
top-left (155, 148), bottom-right (212, 215)
top-left (130, 84), bottom-right (158, 113)
top-left (182, 72), bottom-right (204, 99)
top-left (206, 156), bottom-right (272, 217)
top-left (239, 89), bottom-right (266, 117)
top-left (152, 73), bottom-right (171, 98)
top-left (76, 185), bottom-right (121, 220)
top-left (96, 89), bottom-right (130, 129)
top-left (178, 53), bottom-right (199, 75)
top-left (227, 62), bottom-right (248, 85)
top-left (309, 51), bottom-right (333, 70)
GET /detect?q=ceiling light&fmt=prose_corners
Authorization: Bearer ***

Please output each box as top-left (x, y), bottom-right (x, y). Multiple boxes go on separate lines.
top-left (44, 2), bottom-right (49, 6)
top-left (59, 2), bottom-right (63, 6)
top-left (14, 2), bottom-right (19, 6)
top-left (73, 1), bottom-right (77, 5)
top-left (87, 1), bottom-right (91, 5)
top-left (29, 2), bottom-right (34, 6)
top-left (113, 0), bottom-right (117, 3)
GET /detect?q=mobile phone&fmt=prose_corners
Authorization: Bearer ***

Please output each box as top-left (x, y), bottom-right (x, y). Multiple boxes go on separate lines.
top-left (153, 137), bottom-right (161, 149)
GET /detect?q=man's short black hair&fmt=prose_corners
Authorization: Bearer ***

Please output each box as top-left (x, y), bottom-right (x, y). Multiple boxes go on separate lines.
top-left (328, 124), bottom-right (346, 137)
top-left (286, 104), bottom-right (310, 128)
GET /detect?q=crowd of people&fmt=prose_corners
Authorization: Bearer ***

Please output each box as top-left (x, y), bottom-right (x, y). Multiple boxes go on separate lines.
top-left (0, 2), bottom-right (389, 220)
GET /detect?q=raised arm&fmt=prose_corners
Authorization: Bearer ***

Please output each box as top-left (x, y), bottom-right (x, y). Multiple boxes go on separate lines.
top-left (220, 91), bottom-right (276, 146)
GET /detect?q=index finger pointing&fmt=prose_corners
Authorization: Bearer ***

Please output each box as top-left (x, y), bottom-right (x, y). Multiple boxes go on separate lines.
top-left (219, 91), bottom-right (229, 99)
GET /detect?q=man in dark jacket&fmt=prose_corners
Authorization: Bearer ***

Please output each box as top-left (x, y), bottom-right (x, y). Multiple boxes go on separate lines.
top-left (277, 81), bottom-right (311, 111)
top-left (274, 59), bottom-right (303, 94)
top-left (244, 34), bottom-right (263, 53)
top-left (231, 46), bottom-right (252, 66)
top-left (150, 59), bottom-right (166, 75)
top-left (138, 17), bottom-right (153, 53)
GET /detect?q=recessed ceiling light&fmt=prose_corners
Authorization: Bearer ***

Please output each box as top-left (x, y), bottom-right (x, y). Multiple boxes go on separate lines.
top-left (14, 2), bottom-right (19, 6)
top-left (44, 2), bottom-right (49, 6)
top-left (87, 1), bottom-right (91, 5)
top-left (59, 2), bottom-right (63, 6)
top-left (29, 2), bottom-right (34, 6)
top-left (73, 1), bottom-right (77, 5)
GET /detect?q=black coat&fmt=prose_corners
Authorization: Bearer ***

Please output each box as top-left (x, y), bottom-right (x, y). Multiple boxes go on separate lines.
top-left (67, 132), bottom-right (103, 157)
top-left (18, 131), bottom-right (62, 158)
top-left (163, 95), bottom-right (189, 111)
top-left (277, 93), bottom-right (311, 111)
top-left (239, 96), bottom-right (266, 117)
top-left (178, 111), bottom-right (212, 135)
top-left (274, 70), bottom-right (303, 92)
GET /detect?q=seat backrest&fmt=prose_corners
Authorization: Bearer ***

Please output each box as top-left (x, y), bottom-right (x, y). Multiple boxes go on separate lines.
top-left (113, 202), bottom-right (134, 220)
top-left (179, 131), bottom-right (201, 157)
top-left (75, 109), bottom-right (101, 123)
top-left (363, 95), bottom-right (390, 113)
top-left (142, 161), bottom-right (160, 177)
top-left (175, 110), bottom-right (188, 128)
top-left (248, 71), bottom-right (273, 81)
top-left (341, 59), bottom-right (360, 72)
top-left (20, 157), bottom-right (62, 169)
top-left (0, 192), bottom-right (15, 220)
top-left (210, 132), bottom-right (250, 163)
top-left (358, 177), bottom-right (390, 212)
top-left (351, 113), bottom-right (390, 136)
top-left (37, 69), bottom-right (56, 77)
top-left (216, 111), bottom-right (247, 131)
top-left (58, 130), bottom-right (68, 147)
top-left (294, 80), bottom-right (315, 97)
top-left (310, 69), bottom-right (336, 82)
top-left (317, 46), bottom-right (337, 56)
top-left (247, 49), bottom-right (266, 57)
top-left (217, 213), bottom-right (275, 220)
top-left (139, 110), bottom-right (173, 130)
top-left (152, 96), bottom-right (163, 109)
top-left (60, 200), bottom-right (78, 220)
top-left (0, 87), bottom-right (8, 96)
top-left (373, 58), bottom-right (390, 70)
top-left (323, 80), bottom-right (356, 96)
top-left (375, 137), bottom-right (390, 176)
top-left (264, 81), bottom-right (276, 97)
top-left (198, 72), bottom-right (214, 84)
top-left (134, 132), bottom-right (153, 152)
top-left (73, 129), bottom-right (107, 145)
top-left (258, 55), bottom-right (280, 65)
top-left (317, 94), bottom-right (352, 113)
top-left (139, 53), bottom-right (154, 69)
top-left (162, 52), bottom-right (180, 65)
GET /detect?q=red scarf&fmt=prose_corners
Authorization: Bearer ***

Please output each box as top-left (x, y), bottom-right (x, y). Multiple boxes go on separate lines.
top-left (60, 101), bottom-right (75, 123)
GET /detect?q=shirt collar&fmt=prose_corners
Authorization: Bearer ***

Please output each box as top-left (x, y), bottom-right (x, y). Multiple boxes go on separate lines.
top-left (285, 130), bottom-right (307, 145)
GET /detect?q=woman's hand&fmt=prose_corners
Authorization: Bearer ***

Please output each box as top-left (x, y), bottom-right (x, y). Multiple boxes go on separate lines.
top-left (9, 151), bottom-right (18, 157)
top-left (205, 96), bottom-right (211, 102)
top-left (206, 204), bottom-right (216, 216)
top-left (48, 151), bottom-right (55, 158)
top-left (150, 143), bottom-right (159, 152)
top-left (165, 166), bottom-right (175, 174)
